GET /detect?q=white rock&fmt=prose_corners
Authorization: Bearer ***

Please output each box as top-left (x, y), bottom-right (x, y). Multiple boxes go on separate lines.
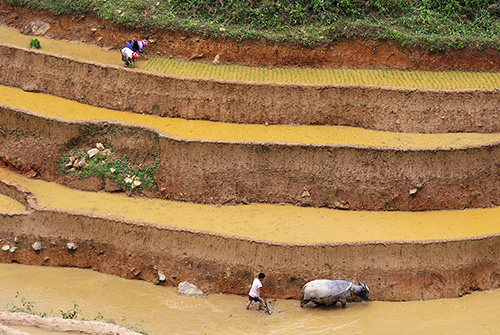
top-left (96, 143), bottom-right (105, 150)
top-left (67, 242), bottom-right (77, 250)
top-left (178, 282), bottom-right (204, 297)
top-left (9, 246), bottom-right (17, 253)
top-left (32, 242), bottom-right (42, 251)
top-left (158, 272), bottom-right (166, 282)
top-left (87, 148), bottom-right (99, 158)
top-left (1, 245), bottom-right (9, 251)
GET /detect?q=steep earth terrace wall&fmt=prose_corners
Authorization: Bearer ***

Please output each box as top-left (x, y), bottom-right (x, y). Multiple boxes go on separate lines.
top-left (2, 104), bottom-right (500, 211)
top-left (0, 179), bottom-right (499, 302)
top-left (2, 44), bottom-right (500, 133)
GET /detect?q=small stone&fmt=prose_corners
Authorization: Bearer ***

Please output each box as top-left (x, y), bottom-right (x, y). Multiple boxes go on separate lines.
top-left (124, 176), bottom-right (133, 184)
top-left (96, 143), bottom-right (105, 150)
top-left (132, 180), bottom-right (142, 188)
top-left (32, 241), bottom-right (42, 251)
top-left (87, 148), bottom-right (99, 158)
top-left (301, 189), bottom-right (311, 198)
top-left (9, 246), bottom-right (17, 253)
top-left (109, 168), bottom-right (116, 173)
top-left (213, 54), bottom-right (220, 64)
top-left (77, 159), bottom-right (88, 168)
top-left (66, 242), bottom-right (77, 250)
top-left (158, 272), bottom-right (166, 282)
top-left (409, 188), bottom-right (418, 195)
top-left (44, 256), bottom-right (49, 262)
top-left (2, 245), bottom-right (9, 251)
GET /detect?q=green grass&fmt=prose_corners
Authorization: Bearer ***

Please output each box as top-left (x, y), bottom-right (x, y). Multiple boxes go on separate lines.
top-left (6, 0), bottom-right (500, 51)
top-left (59, 144), bottom-right (160, 193)
top-left (145, 56), bottom-right (500, 89)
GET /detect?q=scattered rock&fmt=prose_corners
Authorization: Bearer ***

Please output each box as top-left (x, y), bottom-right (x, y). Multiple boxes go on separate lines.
top-left (178, 282), bottom-right (204, 297)
top-left (213, 54), bottom-right (220, 64)
top-left (189, 53), bottom-right (204, 61)
top-left (22, 20), bottom-right (51, 35)
top-left (132, 180), bottom-right (142, 188)
top-left (158, 272), bottom-right (166, 282)
top-left (1, 245), bottom-right (9, 251)
top-left (9, 246), bottom-right (17, 253)
top-left (87, 148), bottom-right (99, 158)
top-left (32, 241), bottom-right (42, 251)
top-left (77, 159), bottom-right (88, 168)
top-left (21, 83), bottom-right (38, 92)
top-left (66, 242), bottom-right (77, 250)
top-left (333, 200), bottom-right (350, 210)
top-left (102, 149), bottom-right (112, 156)
top-left (301, 188), bottom-right (311, 198)
top-left (409, 188), bottom-right (418, 195)
top-left (96, 143), bottom-right (105, 150)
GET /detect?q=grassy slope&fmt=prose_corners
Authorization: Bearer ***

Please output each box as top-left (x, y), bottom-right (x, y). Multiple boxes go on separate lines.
top-left (6, 0), bottom-right (500, 51)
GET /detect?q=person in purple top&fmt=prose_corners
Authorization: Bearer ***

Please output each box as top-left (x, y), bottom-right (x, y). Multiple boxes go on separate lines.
top-left (125, 39), bottom-right (149, 59)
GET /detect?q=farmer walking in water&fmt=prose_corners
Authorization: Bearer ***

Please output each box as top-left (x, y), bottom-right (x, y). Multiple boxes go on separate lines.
top-left (246, 272), bottom-right (266, 311)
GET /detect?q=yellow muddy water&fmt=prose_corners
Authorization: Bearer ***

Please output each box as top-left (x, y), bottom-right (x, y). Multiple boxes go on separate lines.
top-left (0, 26), bottom-right (137, 68)
top-left (1, 167), bottom-right (500, 243)
top-left (1, 263), bottom-right (500, 335)
top-left (0, 193), bottom-right (25, 212)
top-left (2, 85), bottom-right (500, 149)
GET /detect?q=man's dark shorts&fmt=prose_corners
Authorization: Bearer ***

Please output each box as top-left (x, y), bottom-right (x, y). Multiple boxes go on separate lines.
top-left (248, 296), bottom-right (260, 302)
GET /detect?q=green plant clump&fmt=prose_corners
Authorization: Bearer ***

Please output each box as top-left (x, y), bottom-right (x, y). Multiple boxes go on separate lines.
top-left (59, 143), bottom-right (160, 193)
top-left (7, 0), bottom-right (500, 51)
top-left (29, 38), bottom-right (41, 49)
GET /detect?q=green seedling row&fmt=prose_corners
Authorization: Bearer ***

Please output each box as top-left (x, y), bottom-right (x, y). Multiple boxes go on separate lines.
top-left (144, 57), bottom-right (500, 89)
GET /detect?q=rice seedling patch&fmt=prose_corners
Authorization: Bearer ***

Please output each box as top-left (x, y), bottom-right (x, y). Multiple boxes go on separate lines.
top-left (143, 56), bottom-right (500, 89)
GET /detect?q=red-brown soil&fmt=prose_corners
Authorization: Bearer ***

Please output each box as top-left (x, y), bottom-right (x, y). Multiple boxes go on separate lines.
top-left (2, 0), bottom-right (500, 71)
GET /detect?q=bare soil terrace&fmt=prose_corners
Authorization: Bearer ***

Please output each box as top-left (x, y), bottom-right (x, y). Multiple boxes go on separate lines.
top-left (1, 0), bottom-right (500, 315)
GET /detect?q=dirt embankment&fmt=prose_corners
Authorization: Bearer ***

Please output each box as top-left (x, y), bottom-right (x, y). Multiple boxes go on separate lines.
top-left (2, 0), bottom-right (500, 71)
top-left (1, 179), bottom-right (499, 302)
top-left (3, 103), bottom-right (500, 212)
top-left (3, 44), bottom-right (500, 133)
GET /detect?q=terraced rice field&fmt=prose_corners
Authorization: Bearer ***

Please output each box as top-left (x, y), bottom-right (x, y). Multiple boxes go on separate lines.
top-left (145, 56), bottom-right (500, 88)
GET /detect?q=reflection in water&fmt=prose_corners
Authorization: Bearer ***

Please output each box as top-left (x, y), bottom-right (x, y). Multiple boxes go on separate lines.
top-left (0, 264), bottom-right (500, 335)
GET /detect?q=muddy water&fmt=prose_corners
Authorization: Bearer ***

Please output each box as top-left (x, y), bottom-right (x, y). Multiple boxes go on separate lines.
top-left (1, 167), bottom-right (499, 243)
top-left (0, 25), bottom-right (142, 69)
top-left (2, 85), bottom-right (500, 149)
top-left (0, 194), bottom-right (25, 212)
top-left (1, 263), bottom-right (500, 335)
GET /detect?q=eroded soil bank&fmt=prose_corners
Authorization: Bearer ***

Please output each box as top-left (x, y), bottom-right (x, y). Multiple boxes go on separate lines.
top-left (3, 99), bottom-right (500, 211)
top-left (2, 0), bottom-right (500, 71)
top-left (3, 43), bottom-right (500, 134)
top-left (0, 179), bottom-right (500, 302)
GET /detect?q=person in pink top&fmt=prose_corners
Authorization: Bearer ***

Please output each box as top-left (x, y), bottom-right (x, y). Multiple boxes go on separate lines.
top-left (246, 272), bottom-right (266, 310)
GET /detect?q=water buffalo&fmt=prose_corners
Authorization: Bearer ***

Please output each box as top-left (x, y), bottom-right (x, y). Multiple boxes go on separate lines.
top-left (301, 278), bottom-right (370, 308)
